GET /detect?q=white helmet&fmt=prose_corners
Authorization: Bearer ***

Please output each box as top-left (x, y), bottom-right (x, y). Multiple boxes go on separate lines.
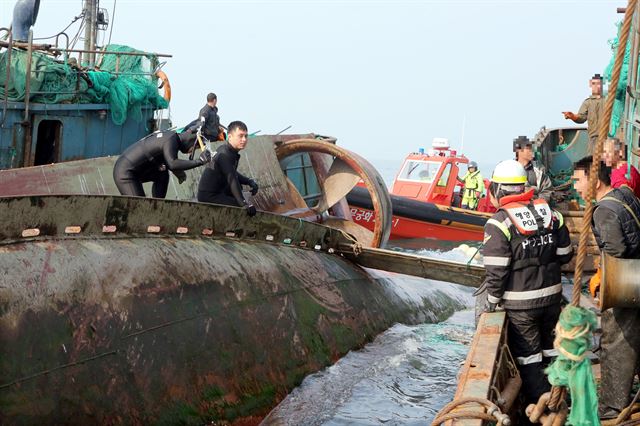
top-left (491, 160), bottom-right (527, 185)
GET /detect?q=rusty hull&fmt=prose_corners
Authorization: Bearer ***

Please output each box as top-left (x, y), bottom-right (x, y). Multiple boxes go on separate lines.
top-left (0, 195), bottom-right (467, 424)
top-left (450, 312), bottom-right (507, 426)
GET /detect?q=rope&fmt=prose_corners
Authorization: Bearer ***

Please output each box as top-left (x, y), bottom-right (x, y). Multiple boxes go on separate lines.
top-left (549, 2), bottom-right (638, 419)
top-left (431, 396), bottom-right (510, 426)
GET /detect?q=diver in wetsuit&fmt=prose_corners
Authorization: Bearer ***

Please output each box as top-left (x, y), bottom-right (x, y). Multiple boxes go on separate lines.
top-left (113, 129), bottom-right (211, 198)
top-left (197, 120), bottom-right (259, 216)
top-left (185, 92), bottom-right (222, 141)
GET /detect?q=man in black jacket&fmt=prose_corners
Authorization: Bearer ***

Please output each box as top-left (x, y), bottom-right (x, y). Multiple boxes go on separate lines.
top-left (572, 157), bottom-right (640, 419)
top-left (113, 129), bottom-right (211, 198)
top-left (187, 92), bottom-right (221, 141)
top-left (513, 136), bottom-right (554, 202)
top-left (197, 121), bottom-right (259, 216)
top-left (481, 159), bottom-right (573, 404)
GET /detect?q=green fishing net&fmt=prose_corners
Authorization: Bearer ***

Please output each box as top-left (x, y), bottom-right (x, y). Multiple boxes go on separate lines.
top-left (0, 43), bottom-right (168, 125)
top-left (546, 305), bottom-right (599, 426)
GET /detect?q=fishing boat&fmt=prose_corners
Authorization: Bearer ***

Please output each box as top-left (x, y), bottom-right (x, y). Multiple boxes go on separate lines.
top-left (435, 3), bottom-right (640, 425)
top-left (0, 1), bottom-right (487, 424)
top-left (346, 138), bottom-right (493, 242)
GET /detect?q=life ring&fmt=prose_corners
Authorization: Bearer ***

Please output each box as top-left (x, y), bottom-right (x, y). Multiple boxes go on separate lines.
top-left (155, 70), bottom-right (171, 102)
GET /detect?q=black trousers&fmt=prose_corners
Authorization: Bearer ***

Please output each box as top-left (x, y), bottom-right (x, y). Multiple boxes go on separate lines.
top-left (600, 307), bottom-right (640, 413)
top-left (113, 158), bottom-right (169, 198)
top-left (506, 304), bottom-right (561, 404)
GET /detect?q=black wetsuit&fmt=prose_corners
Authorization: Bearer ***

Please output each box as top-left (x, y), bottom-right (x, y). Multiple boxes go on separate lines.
top-left (113, 130), bottom-right (202, 198)
top-left (186, 104), bottom-right (220, 140)
top-left (197, 143), bottom-right (251, 206)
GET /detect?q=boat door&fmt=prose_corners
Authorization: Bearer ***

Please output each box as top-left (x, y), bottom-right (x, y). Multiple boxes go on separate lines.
top-left (31, 118), bottom-right (63, 166)
top-left (424, 160), bottom-right (459, 206)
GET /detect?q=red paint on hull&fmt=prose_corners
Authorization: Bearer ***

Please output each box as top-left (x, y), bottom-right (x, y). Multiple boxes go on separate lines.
top-left (350, 206), bottom-right (484, 242)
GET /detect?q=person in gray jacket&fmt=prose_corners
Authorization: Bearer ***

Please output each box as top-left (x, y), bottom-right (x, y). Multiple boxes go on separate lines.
top-left (572, 156), bottom-right (640, 419)
top-left (513, 136), bottom-right (553, 202)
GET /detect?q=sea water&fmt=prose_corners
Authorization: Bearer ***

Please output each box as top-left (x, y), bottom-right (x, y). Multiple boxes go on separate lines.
top-left (263, 247), bottom-right (480, 425)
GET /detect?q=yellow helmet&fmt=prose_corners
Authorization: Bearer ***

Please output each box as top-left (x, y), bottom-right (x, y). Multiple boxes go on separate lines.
top-left (491, 160), bottom-right (527, 185)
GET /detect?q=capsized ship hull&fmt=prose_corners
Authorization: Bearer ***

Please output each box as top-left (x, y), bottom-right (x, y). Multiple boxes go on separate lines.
top-left (0, 195), bottom-right (471, 425)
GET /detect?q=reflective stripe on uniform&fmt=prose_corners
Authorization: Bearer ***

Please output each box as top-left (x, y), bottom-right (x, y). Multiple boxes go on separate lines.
top-left (486, 218), bottom-right (511, 240)
top-left (556, 245), bottom-right (572, 255)
top-left (542, 349), bottom-right (558, 357)
top-left (484, 256), bottom-right (511, 266)
top-left (487, 294), bottom-right (502, 304)
top-left (502, 283), bottom-right (563, 301)
top-left (516, 352), bottom-right (542, 365)
top-left (554, 210), bottom-right (564, 227)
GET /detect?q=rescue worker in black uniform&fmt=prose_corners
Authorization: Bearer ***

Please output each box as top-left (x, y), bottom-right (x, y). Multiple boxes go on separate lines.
top-left (513, 136), bottom-right (553, 202)
top-left (572, 157), bottom-right (640, 419)
top-left (197, 120), bottom-right (259, 216)
top-left (481, 159), bottom-right (573, 404)
top-left (113, 129), bottom-right (211, 198)
top-left (186, 92), bottom-right (221, 141)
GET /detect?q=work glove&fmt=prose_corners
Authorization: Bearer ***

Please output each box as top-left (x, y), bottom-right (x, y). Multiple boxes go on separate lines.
top-left (248, 179), bottom-right (259, 196)
top-left (172, 169), bottom-right (187, 184)
top-left (198, 150), bottom-right (212, 165)
top-left (589, 268), bottom-right (601, 298)
top-left (245, 204), bottom-right (257, 217)
top-left (484, 301), bottom-right (498, 313)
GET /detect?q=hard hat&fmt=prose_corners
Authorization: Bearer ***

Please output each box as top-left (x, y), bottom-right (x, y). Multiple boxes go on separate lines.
top-left (468, 161), bottom-right (478, 169)
top-left (512, 136), bottom-right (532, 152)
top-left (491, 160), bottom-right (527, 185)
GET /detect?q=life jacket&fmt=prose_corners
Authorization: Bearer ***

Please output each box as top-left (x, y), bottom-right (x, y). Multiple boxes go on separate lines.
top-left (498, 190), bottom-right (557, 270)
top-left (462, 170), bottom-right (482, 198)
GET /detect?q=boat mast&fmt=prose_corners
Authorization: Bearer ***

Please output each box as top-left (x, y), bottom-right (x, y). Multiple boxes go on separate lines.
top-left (83, 0), bottom-right (98, 67)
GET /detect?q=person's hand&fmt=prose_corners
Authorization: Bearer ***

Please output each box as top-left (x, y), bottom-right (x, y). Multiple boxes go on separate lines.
top-left (475, 191), bottom-right (481, 198)
top-left (173, 169), bottom-right (187, 184)
top-left (484, 300), bottom-right (498, 313)
top-left (245, 204), bottom-right (257, 217)
top-left (198, 150), bottom-right (212, 165)
top-left (248, 179), bottom-right (259, 196)
top-left (562, 111), bottom-right (576, 120)
top-left (589, 268), bottom-right (601, 297)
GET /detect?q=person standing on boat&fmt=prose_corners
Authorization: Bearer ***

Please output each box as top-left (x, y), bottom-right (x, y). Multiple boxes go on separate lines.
top-left (481, 159), bottom-right (573, 405)
top-left (186, 92), bottom-right (223, 142)
top-left (457, 161), bottom-right (483, 210)
top-left (197, 120), bottom-right (259, 217)
top-left (562, 73), bottom-right (605, 150)
top-left (572, 157), bottom-right (640, 420)
top-left (113, 129), bottom-right (211, 198)
top-left (513, 136), bottom-right (553, 202)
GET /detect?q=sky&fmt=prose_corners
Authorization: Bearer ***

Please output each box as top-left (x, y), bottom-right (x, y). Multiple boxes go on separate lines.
top-left (0, 0), bottom-right (624, 176)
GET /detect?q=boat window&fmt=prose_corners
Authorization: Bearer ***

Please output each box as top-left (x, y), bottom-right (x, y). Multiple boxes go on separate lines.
top-left (397, 160), bottom-right (442, 183)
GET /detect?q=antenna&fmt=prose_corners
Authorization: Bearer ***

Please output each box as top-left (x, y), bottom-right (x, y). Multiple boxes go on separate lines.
top-left (460, 114), bottom-right (466, 153)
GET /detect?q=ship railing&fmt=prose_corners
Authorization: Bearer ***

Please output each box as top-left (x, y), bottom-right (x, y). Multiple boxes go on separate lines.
top-left (0, 26), bottom-right (172, 127)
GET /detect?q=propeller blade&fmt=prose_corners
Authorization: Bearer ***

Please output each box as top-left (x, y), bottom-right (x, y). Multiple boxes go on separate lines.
top-left (315, 158), bottom-right (360, 212)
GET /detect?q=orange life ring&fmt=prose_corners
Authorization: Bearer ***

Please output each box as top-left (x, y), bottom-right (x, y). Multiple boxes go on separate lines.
top-left (155, 70), bottom-right (171, 103)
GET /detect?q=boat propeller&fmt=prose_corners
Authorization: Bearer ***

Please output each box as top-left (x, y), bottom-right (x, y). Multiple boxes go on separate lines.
top-left (275, 138), bottom-right (392, 248)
